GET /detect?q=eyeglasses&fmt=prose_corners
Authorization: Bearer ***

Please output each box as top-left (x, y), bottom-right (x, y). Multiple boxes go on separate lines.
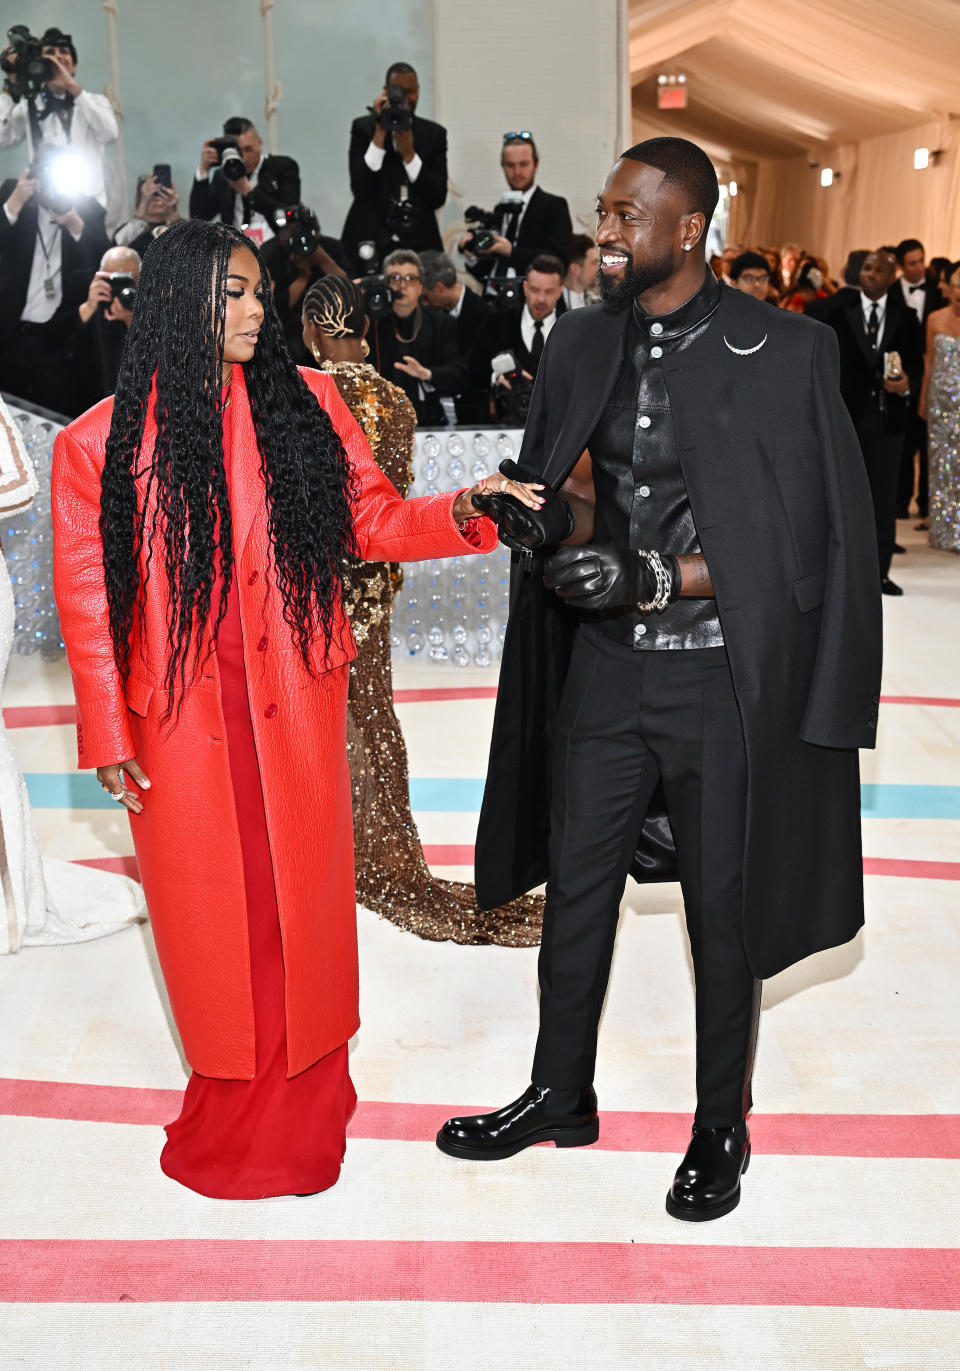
top-left (387, 272), bottom-right (421, 285)
top-left (502, 131), bottom-right (534, 143)
top-left (739, 272), bottom-right (770, 285)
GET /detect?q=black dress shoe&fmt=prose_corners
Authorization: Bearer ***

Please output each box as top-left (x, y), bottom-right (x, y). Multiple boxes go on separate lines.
top-left (665, 1121), bottom-right (750, 1222)
top-left (436, 1084), bottom-right (599, 1160)
top-left (881, 577), bottom-right (904, 595)
top-left (893, 542), bottom-right (906, 554)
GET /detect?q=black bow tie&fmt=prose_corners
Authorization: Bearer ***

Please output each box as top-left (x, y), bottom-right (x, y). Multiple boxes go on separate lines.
top-left (906, 283), bottom-right (925, 293)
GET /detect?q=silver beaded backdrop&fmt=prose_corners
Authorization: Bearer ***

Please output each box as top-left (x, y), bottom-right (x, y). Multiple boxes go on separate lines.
top-left (390, 428), bottom-right (524, 668)
top-left (1, 405), bottom-right (65, 660)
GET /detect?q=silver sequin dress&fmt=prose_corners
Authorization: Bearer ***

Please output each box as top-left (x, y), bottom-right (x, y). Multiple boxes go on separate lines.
top-left (928, 332), bottom-right (960, 552)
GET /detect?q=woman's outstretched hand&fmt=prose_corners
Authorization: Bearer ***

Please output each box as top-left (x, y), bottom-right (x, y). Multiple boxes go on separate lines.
top-left (452, 472), bottom-right (544, 525)
top-left (96, 757), bottom-right (151, 815)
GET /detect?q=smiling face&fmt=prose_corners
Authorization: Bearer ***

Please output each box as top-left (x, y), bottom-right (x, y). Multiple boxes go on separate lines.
top-left (221, 244), bottom-right (265, 380)
top-left (594, 158), bottom-right (702, 310)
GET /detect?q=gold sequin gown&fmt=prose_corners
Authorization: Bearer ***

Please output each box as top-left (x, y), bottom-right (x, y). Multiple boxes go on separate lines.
top-left (323, 362), bottom-right (543, 947)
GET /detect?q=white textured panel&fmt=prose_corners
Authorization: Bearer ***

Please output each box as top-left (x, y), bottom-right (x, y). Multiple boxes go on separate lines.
top-left (433, 0), bottom-right (629, 240)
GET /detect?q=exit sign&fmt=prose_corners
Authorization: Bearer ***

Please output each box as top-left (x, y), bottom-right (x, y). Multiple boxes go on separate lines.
top-left (658, 87), bottom-right (688, 110)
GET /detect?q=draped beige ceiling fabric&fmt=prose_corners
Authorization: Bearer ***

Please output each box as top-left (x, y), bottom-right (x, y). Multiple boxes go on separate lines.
top-left (628, 0), bottom-right (960, 267)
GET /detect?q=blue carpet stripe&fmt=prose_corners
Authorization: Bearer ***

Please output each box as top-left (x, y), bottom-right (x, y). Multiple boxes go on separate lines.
top-left (21, 773), bottom-right (960, 820)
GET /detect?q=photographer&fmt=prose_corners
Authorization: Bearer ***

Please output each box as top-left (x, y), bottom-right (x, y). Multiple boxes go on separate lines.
top-left (0, 161), bottom-right (107, 415)
top-left (421, 249), bottom-right (491, 424)
top-left (341, 62), bottom-right (447, 271)
top-left (468, 253), bottom-right (564, 424)
top-left (460, 133), bottom-right (572, 290)
top-left (561, 233), bottom-right (599, 310)
top-left (0, 27), bottom-right (117, 209)
top-left (368, 249), bottom-right (466, 426)
top-left (75, 244), bottom-right (139, 410)
top-left (113, 171), bottom-right (182, 257)
top-left (190, 116), bottom-right (300, 244)
top-left (260, 204), bottom-right (350, 358)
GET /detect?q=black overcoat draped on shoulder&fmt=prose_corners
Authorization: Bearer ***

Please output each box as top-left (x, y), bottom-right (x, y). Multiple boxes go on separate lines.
top-left (475, 286), bottom-right (883, 978)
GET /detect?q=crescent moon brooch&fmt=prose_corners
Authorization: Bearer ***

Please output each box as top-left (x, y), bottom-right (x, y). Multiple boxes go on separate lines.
top-left (724, 334), bottom-right (768, 356)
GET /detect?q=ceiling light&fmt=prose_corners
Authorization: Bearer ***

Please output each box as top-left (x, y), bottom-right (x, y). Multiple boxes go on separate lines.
top-left (820, 167), bottom-right (834, 188)
top-left (914, 147), bottom-right (930, 170)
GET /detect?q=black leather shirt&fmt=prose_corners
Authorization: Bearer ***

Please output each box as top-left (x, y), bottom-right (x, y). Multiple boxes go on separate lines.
top-left (585, 270), bottom-right (725, 651)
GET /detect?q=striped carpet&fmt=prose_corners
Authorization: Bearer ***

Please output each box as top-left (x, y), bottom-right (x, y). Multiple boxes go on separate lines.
top-left (1, 520), bottom-right (958, 1369)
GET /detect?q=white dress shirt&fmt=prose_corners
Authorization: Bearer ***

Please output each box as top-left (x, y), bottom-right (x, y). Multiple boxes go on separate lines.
top-left (500, 185), bottom-right (536, 280)
top-left (520, 303), bottom-right (558, 356)
top-left (448, 285), bottom-right (466, 319)
top-left (193, 157), bottom-right (275, 242)
top-left (363, 138), bottom-right (422, 184)
top-left (0, 89), bottom-right (118, 209)
top-left (2, 201), bottom-right (83, 323)
top-left (900, 278), bottom-right (926, 326)
top-left (860, 290), bottom-right (887, 345)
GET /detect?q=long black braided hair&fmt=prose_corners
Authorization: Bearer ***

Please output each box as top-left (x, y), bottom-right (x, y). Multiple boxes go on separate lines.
top-left (99, 219), bottom-right (356, 720)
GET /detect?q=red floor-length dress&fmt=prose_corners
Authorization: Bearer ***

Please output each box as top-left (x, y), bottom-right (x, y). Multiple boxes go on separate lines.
top-left (160, 400), bottom-right (357, 1199)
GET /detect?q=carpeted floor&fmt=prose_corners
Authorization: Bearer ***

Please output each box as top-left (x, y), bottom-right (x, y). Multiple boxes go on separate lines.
top-left (0, 519), bottom-right (958, 1369)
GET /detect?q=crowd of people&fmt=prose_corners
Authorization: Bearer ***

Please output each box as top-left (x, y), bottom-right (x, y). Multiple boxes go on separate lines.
top-left (1, 33), bottom-right (956, 564)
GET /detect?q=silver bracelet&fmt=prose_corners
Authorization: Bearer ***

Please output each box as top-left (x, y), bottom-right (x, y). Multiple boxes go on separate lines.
top-left (636, 549), bottom-right (673, 613)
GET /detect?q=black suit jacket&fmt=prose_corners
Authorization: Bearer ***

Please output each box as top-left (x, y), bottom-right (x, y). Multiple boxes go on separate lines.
top-left (468, 304), bottom-right (553, 389)
top-left (468, 186), bottom-right (573, 284)
top-left (188, 154), bottom-right (301, 225)
top-left (818, 289), bottom-right (923, 433)
top-left (474, 288), bottom-right (882, 981)
top-left (451, 286), bottom-right (491, 423)
top-left (367, 303), bottom-right (466, 426)
top-left (0, 184), bottom-right (108, 347)
top-left (341, 114), bottom-right (447, 269)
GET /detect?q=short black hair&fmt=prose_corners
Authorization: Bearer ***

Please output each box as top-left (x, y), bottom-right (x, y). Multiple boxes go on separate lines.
top-left (730, 251), bottom-right (769, 281)
top-left (386, 61), bottom-right (417, 85)
top-left (420, 251), bottom-right (458, 291)
top-left (895, 238), bottom-right (924, 264)
top-left (842, 249), bottom-right (869, 286)
top-left (41, 28), bottom-right (77, 64)
top-left (569, 233), bottom-right (596, 266)
top-left (527, 253), bottom-right (564, 281)
top-left (223, 116), bottom-right (255, 137)
top-left (619, 136), bottom-right (719, 220)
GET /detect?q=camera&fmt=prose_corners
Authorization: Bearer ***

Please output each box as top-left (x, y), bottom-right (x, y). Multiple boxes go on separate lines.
top-left (378, 83), bottom-right (413, 134)
top-left (359, 275), bottom-right (396, 320)
top-left (274, 204), bottom-right (320, 259)
top-left (103, 272), bottom-right (137, 312)
top-left (1, 26), bottom-right (58, 102)
top-left (485, 278), bottom-right (522, 313)
top-left (461, 193), bottom-right (524, 254)
top-left (385, 189), bottom-right (416, 241)
top-left (208, 136), bottom-right (246, 183)
top-left (491, 351), bottom-right (534, 425)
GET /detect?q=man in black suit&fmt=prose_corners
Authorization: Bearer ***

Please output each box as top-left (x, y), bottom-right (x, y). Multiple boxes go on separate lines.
top-left (341, 63), bottom-right (447, 272)
top-left (436, 137), bottom-right (881, 1224)
top-left (0, 166), bottom-right (107, 416)
top-left (819, 249), bottom-right (923, 594)
top-left (460, 133), bottom-right (573, 291)
top-left (468, 254), bottom-right (565, 419)
top-left (190, 117), bottom-right (300, 246)
top-left (891, 238), bottom-right (945, 520)
top-left (367, 249), bottom-right (466, 426)
top-left (421, 250), bottom-right (491, 423)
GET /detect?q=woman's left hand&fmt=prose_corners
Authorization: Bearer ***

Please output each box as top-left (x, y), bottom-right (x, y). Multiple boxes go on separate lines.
top-left (452, 473), bottom-right (545, 524)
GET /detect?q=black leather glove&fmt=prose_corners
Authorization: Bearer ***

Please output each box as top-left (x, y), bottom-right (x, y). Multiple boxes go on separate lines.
top-left (471, 459), bottom-right (574, 552)
top-left (543, 543), bottom-right (681, 611)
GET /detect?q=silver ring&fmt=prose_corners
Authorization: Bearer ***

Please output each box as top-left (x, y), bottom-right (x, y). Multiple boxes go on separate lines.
top-left (111, 787), bottom-right (129, 804)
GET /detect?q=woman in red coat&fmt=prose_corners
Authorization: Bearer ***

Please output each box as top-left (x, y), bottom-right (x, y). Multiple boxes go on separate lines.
top-left (51, 220), bottom-right (542, 1199)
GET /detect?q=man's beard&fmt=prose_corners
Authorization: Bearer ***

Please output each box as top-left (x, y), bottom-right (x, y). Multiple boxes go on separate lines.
top-left (598, 247), bottom-right (676, 312)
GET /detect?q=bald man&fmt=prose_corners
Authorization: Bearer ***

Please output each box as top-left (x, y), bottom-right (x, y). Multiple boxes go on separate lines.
top-left (438, 137), bottom-right (882, 1223)
top-left (76, 245), bottom-right (141, 408)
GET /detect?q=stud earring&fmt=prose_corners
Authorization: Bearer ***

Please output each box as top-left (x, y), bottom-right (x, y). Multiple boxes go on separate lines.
top-left (683, 243), bottom-right (692, 252)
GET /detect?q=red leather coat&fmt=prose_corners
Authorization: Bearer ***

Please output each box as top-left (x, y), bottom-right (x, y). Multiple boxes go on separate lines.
top-left (52, 365), bottom-right (496, 1078)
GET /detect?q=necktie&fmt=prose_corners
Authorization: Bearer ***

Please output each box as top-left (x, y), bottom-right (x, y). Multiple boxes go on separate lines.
top-left (530, 320), bottom-right (544, 370)
top-left (867, 303), bottom-right (879, 351)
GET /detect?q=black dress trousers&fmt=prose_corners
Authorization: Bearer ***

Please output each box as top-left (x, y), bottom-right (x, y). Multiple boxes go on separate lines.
top-left (532, 629), bottom-right (760, 1128)
top-left (857, 402), bottom-right (902, 579)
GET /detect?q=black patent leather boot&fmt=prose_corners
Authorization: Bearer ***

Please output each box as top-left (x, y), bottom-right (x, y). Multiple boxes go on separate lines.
top-left (436, 1084), bottom-right (599, 1160)
top-left (665, 1120), bottom-right (750, 1221)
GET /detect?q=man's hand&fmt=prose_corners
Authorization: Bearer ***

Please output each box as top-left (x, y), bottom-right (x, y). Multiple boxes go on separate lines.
top-left (5, 167), bottom-right (38, 218)
top-left (95, 757), bottom-right (151, 815)
top-left (472, 462), bottom-right (573, 551)
top-left (233, 175), bottom-right (254, 198)
top-left (44, 51), bottom-right (81, 97)
top-left (78, 271), bottom-right (113, 324)
top-left (543, 543), bottom-right (681, 611)
top-left (371, 92), bottom-right (388, 149)
top-left (393, 128), bottom-right (415, 163)
top-left (395, 355), bottom-right (432, 382)
top-left (481, 233), bottom-right (513, 258)
top-left (50, 206), bottom-right (84, 239)
top-left (884, 373), bottom-right (910, 395)
top-left (199, 140), bottom-right (220, 174)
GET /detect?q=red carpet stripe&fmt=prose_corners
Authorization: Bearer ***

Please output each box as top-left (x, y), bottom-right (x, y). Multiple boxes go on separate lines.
top-left (1, 1079), bottom-right (957, 1157)
top-left (74, 856), bottom-right (141, 880)
top-left (8, 693), bottom-right (958, 729)
top-left (0, 1239), bottom-right (956, 1308)
top-left (863, 857), bottom-right (960, 881)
